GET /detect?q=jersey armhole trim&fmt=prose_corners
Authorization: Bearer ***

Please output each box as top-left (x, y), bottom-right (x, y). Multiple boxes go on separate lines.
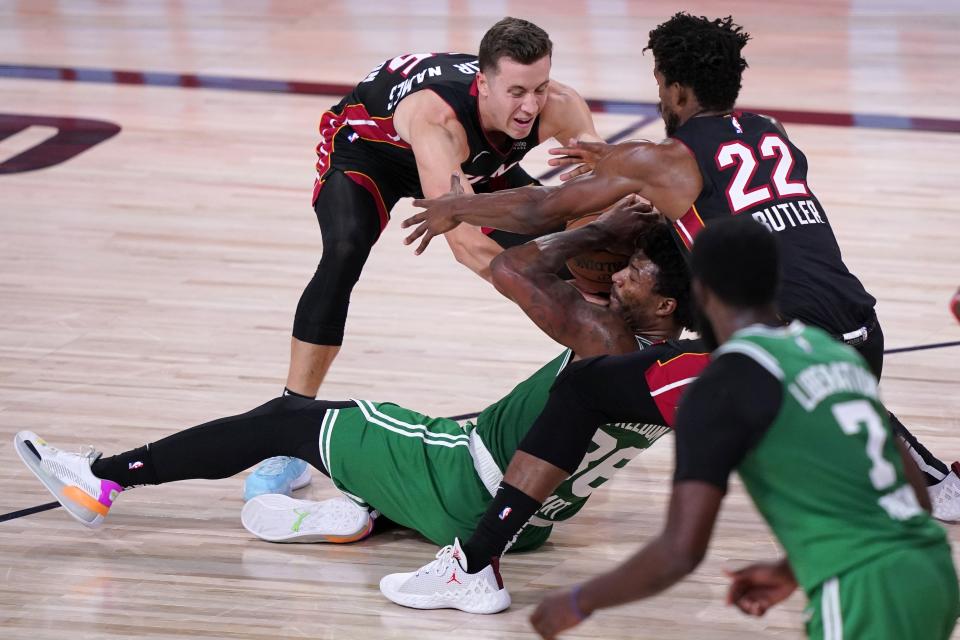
top-left (713, 342), bottom-right (785, 380)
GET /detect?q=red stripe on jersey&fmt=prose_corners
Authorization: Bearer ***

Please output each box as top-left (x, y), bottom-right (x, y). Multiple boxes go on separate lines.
top-left (344, 171), bottom-right (390, 231)
top-left (673, 205), bottom-right (706, 250)
top-left (313, 108), bottom-right (347, 201)
top-left (311, 103), bottom-right (412, 204)
top-left (645, 352), bottom-right (710, 427)
top-left (340, 104), bottom-right (411, 149)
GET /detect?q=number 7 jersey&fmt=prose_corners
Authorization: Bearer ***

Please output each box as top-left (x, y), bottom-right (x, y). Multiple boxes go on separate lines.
top-left (669, 112), bottom-right (876, 335)
top-left (720, 323), bottom-right (947, 594)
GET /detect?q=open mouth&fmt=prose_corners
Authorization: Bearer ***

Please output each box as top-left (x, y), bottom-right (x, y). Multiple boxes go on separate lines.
top-left (513, 116), bottom-right (534, 129)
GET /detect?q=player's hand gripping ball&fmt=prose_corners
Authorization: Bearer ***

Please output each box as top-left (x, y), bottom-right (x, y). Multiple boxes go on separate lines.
top-left (564, 195), bottom-right (657, 295)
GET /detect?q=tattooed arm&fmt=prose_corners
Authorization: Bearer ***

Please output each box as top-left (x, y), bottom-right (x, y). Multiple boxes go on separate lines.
top-left (490, 196), bottom-right (653, 358)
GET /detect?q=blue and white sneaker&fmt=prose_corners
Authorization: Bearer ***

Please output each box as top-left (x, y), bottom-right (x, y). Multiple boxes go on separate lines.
top-left (243, 456), bottom-right (312, 501)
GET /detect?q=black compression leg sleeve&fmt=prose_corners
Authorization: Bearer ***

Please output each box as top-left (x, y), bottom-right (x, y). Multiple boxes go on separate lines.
top-left (91, 397), bottom-right (356, 488)
top-left (517, 354), bottom-right (664, 474)
top-left (854, 321), bottom-right (949, 484)
top-left (293, 170), bottom-right (383, 346)
top-left (892, 413), bottom-right (949, 484)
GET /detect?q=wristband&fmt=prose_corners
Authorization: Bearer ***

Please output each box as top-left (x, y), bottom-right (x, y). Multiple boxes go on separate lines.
top-left (570, 584), bottom-right (591, 621)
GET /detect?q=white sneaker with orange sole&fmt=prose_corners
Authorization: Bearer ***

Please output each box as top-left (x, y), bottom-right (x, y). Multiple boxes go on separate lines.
top-left (241, 494), bottom-right (375, 543)
top-left (13, 430), bottom-right (123, 528)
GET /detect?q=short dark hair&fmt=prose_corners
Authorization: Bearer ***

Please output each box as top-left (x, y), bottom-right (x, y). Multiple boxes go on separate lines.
top-left (636, 222), bottom-right (696, 331)
top-left (478, 17), bottom-right (553, 73)
top-left (690, 218), bottom-right (780, 307)
top-left (645, 12), bottom-right (750, 111)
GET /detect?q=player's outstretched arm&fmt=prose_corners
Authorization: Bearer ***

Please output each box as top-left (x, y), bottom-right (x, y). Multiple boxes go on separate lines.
top-left (491, 195), bottom-right (655, 357)
top-left (529, 481), bottom-right (724, 639)
top-left (395, 91), bottom-right (503, 281)
top-left (402, 142), bottom-right (656, 255)
top-left (548, 139), bottom-right (617, 181)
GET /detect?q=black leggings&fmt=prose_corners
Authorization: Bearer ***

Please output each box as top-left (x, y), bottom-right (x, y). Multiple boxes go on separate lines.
top-left (292, 166), bottom-right (552, 346)
top-left (854, 320), bottom-right (948, 484)
top-left (92, 397), bottom-right (356, 487)
top-left (293, 171), bottom-right (383, 346)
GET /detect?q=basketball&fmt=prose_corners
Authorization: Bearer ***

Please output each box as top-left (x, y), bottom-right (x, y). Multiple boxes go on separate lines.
top-left (565, 213), bottom-right (630, 294)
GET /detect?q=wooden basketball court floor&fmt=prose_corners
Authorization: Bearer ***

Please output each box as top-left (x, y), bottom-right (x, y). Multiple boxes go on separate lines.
top-left (1, 1), bottom-right (959, 637)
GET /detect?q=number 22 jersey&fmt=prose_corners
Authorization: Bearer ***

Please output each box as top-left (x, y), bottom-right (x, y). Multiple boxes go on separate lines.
top-left (670, 112), bottom-right (876, 335)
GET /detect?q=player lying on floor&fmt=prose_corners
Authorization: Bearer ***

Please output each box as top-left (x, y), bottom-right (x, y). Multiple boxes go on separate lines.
top-left (14, 205), bottom-right (708, 614)
top-left (528, 218), bottom-right (958, 640)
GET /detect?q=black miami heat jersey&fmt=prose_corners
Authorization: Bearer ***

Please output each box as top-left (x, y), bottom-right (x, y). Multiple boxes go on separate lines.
top-left (670, 112), bottom-right (876, 334)
top-left (312, 53), bottom-right (541, 207)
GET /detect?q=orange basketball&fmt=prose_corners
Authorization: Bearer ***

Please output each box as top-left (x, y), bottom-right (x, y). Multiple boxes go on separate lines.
top-left (565, 212), bottom-right (629, 295)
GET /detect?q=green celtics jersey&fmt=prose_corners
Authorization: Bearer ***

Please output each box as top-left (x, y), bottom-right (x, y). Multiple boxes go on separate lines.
top-left (473, 339), bottom-right (703, 549)
top-left (721, 322), bottom-right (947, 594)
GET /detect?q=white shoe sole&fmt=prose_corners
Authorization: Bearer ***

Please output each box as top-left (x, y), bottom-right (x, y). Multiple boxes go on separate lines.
top-left (241, 494), bottom-right (373, 543)
top-left (13, 431), bottom-right (104, 528)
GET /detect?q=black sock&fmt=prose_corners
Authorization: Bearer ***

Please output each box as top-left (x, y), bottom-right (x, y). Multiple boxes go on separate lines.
top-left (283, 387), bottom-right (315, 400)
top-left (92, 445), bottom-right (159, 488)
top-left (462, 482), bottom-right (541, 573)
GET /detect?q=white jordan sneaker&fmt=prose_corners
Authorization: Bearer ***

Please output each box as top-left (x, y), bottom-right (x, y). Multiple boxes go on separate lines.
top-left (379, 538), bottom-right (511, 614)
top-left (241, 494), bottom-right (374, 543)
top-left (13, 431), bottom-right (123, 528)
top-left (930, 462), bottom-right (960, 523)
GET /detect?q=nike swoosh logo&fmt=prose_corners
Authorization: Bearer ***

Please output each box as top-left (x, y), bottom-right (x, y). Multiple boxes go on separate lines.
top-left (471, 150), bottom-right (490, 163)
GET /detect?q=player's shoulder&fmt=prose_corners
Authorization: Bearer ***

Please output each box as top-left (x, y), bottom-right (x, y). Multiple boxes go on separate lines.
top-left (538, 79), bottom-right (589, 132)
top-left (641, 339), bottom-right (711, 381)
top-left (394, 87), bottom-right (460, 132)
top-left (543, 79), bottom-right (584, 109)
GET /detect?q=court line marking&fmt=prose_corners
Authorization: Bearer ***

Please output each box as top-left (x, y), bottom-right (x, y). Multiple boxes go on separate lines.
top-left (2, 63), bottom-right (959, 134)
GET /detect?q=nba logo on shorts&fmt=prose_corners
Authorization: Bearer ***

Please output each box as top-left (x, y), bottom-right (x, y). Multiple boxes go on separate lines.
top-left (498, 507), bottom-right (512, 520)
top-left (348, 132), bottom-right (359, 143)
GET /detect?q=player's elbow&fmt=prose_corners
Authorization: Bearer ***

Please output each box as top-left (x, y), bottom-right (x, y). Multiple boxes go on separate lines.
top-left (490, 250), bottom-right (527, 298)
top-left (668, 539), bottom-right (708, 577)
top-left (445, 234), bottom-right (494, 281)
top-left (676, 548), bottom-right (707, 576)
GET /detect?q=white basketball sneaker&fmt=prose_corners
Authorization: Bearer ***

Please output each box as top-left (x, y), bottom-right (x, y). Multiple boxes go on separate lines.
top-left (930, 462), bottom-right (960, 522)
top-left (379, 538), bottom-right (511, 614)
top-left (13, 431), bottom-right (123, 528)
top-left (241, 494), bottom-right (375, 543)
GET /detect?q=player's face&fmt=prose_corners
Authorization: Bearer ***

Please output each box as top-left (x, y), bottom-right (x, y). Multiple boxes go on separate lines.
top-left (654, 68), bottom-right (682, 136)
top-left (609, 253), bottom-right (668, 332)
top-left (478, 55), bottom-right (551, 139)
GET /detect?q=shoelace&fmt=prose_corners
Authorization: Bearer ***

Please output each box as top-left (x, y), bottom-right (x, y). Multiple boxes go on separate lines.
top-left (79, 445), bottom-right (103, 464)
top-left (415, 545), bottom-right (455, 577)
top-left (257, 456), bottom-right (293, 476)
